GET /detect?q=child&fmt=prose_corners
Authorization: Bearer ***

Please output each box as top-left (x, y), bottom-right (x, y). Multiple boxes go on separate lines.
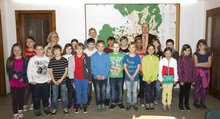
top-left (120, 36), bottom-right (129, 55)
top-left (152, 38), bottom-right (163, 104)
top-left (6, 43), bottom-right (28, 119)
top-left (166, 39), bottom-right (179, 61)
top-left (108, 42), bottom-right (125, 110)
top-left (71, 39), bottom-right (78, 55)
top-left (123, 42), bottom-right (141, 111)
top-left (23, 37), bottom-right (36, 112)
top-left (178, 44), bottom-right (194, 111)
top-left (62, 43), bottom-right (76, 109)
top-left (142, 44), bottom-right (159, 111)
top-left (68, 43), bottom-right (92, 114)
top-left (91, 40), bottom-right (110, 112)
top-left (134, 37), bottom-right (146, 106)
top-left (46, 47), bottom-right (53, 59)
top-left (84, 38), bottom-right (97, 105)
top-left (104, 36), bottom-right (115, 54)
top-left (48, 44), bottom-right (69, 115)
top-left (27, 44), bottom-right (51, 116)
top-left (159, 47), bottom-right (178, 112)
top-left (193, 39), bottom-right (212, 109)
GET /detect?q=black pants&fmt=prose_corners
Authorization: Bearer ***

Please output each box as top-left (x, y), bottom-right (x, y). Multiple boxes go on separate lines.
top-left (179, 82), bottom-right (191, 107)
top-left (66, 77), bottom-right (76, 107)
top-left (11, 87), bottom-right (25, 114)
top-left (32, 83), bottom-right (50, 110)
top-left (138, 76), bottom-right (145, 99)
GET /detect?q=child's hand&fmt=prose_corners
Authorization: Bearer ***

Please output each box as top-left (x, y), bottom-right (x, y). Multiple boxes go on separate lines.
top-left (30, 81), bottom-right (37, 85)
top-left (129, 76), bottom-right (134, 81)
top-left (96, 75), bottom-right (101, 80)
top-left (53, 80), bottom-right (58, 85)
top-left (13, 74), bottom-right (18, 79)
top-left (101, 76), bottom-right (105, 80)
top-left (57, 79), bottom-right (62, 84)
top-left (147, 81), bottom-right (151, 84)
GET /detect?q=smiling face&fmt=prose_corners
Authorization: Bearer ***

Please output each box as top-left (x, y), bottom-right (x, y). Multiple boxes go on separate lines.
top-left (35, 46), bottom-right (44, 57)
top-left (141, 23), bottom-right (149, 34)
top-left (128, 44), bottom-right (136, 53)
top-left (65, 46), bottom-right (73, 55)
top-left (135, 39), bottom-right (142, 49)
top-left (164, 50), bottom-right (172, 59)
top-left (89, 29), bottom-right (97, 39)
top-left (113, 43), bottom-right (120, 53)
top-left (147, 45), bottom-right (155, 55)
top-left (183, 48), bottom-right (191, 56)
top-left (50, 33), bottom-right (59, 44)
top-left (53, 48), bottom-right (61, 57)
top-left (26, 38), bottom-right (35, 49)
top-left (13, 46), bottom-right (22, 58)
top-left (76, 46), bottom-right (83, 56)
top-left (96, 43), bottom-right (105, 53)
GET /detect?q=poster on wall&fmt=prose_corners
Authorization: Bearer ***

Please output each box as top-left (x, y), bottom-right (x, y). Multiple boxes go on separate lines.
top-left (85, 4), bottom-right (180, 50)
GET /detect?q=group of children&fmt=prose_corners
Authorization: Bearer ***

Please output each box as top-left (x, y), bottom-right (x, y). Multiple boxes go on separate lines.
top-left (6, 30), bottom-right (212, 119)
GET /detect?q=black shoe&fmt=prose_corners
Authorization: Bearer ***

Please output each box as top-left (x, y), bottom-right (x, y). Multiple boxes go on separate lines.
top-left (118, 104), bottom-right (125, 110)
top-left (193, 102), bottom-right (200, 108)
top-left (43, 107), bottom-right (51, 115)
top-left (109, 104), bottom-right (116, 110)
top-left (63, 108), bottom-right (69, 115)
top-left (83, 107), bottom-right (88, 113)
top-left (201, 105), bottom-right (207, 109)
top-left (105, 99), bottom-right (110, 106)
top-left (34, 110), bottom-right (41, 116)
top-left (179, 105), bottom-right (184, 111)
top-left (74, 107), bottom-right (81, 114)
top-left (185, 106), bottom-right (191, 111)
top-left (68, 104), bottom-right (73, 109)
top-left (133, 104), bottom-right (138, 111)
top-left (126, 104), bottom-right (131, 111)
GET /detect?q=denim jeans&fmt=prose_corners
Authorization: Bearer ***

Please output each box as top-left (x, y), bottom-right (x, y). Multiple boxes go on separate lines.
top-left (126, 80), bottom-right (138, 105)
top-left (110, 78), bottom-right (123, 105)
top-left (154, 80), bottom-right (161, 101)
top-left (74, 79), bottom-right (88, 106)
top-left (93, 79), bottom-right (107, 105)
top-left (32, 83), bottom-right (50, 110)
top-left (66, 77), bottom-right (76, 106)
top-left (51, 84), bottom-right (68, 110)
top-left (145, 81), bottom-right (156, 104)
top-left (106, 77), bottom-right (111, 100)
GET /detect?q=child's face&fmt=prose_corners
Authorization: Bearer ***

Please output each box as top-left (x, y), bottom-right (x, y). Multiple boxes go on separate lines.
top-left (166, 42), bottom-right (174, 49)
top-left (88, 42), bottom-right (95, 49)
top-left (198, 43), bottom-right (206, 51)
top-left (147, 46), bottom-right (155, 55)
top-left (183, 48), bottom-right (191, 56)
top-left (53, 49), bottom-right (61, 57)
top-left (35, 46), bottom-right (44, 56)
top-left (153, 41), bottom-right (159, 49)
top-left (76, 47), bottom-right (83, 55)
top-left (96, 43), bottom-right (105, 52)
top-left (136, 39), bottom-right (142, 49)
top-left (71, 42), bottom-right (78, 50)
top-left (120, 39), bottom-right (128, 47)
top-left (128, 44), bottom-right (136, 53)
top-left (108, 40), bottom-right (115, 47)
top-left (26, 38), bottom-right (35, 48)
top-left (89, 30), bottom-right (97, 39)
top-left (13, 46), bottom-right (22, 57)
top-left (46, 50), bottom-right (53, 58)
top-left (51, 34), bottom-right (59, 43)
top-left (65, 46), bottom-right (72, 55)
top-left (165, 50), bottom-right (172, 59)
top-left (113, 43), bottom-right (120, 53)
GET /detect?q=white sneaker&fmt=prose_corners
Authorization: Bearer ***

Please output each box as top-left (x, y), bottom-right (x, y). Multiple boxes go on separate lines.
top-left (18, 110), bottom-right (24, 118)
top-left (29, 104), bottom-right (34, 111)
top-left (13, 114), bottom-right (19, 119)
top-left (23, 105), bottom-right (28, 112)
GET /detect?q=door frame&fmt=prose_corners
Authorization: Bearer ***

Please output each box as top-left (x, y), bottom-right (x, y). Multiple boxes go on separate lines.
top-left (15, 10), bottom-right (56, 47)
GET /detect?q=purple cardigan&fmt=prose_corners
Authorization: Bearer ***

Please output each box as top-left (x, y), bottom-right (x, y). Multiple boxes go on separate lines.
top-left (178, 56), bottom-right (195, 83)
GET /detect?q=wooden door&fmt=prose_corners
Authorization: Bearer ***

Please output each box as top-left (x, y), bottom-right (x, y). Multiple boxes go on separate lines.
top-left (206, 7), bottom-right (220, 99)
top-left (15, 10), bottom-right (56, 48)
top-left (0, 10), bottom-right (6, 96)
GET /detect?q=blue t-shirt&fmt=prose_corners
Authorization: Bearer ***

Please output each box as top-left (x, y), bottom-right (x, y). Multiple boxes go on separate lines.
top-left (194, 52), bottom-right (211, 70)
top-left (123, 54), bottom-right (141, 81)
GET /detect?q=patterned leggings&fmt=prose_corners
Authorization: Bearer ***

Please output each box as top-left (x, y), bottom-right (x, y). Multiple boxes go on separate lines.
top-left (11, 87), bottom-right (25, 114)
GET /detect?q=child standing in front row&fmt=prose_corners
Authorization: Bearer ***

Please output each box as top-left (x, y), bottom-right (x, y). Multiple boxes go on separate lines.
top-left (6, 43), bottom-right (28, 119)
top-left (142, 44), bottom-right (159, 111)
top-left (159, 47), bottom-right (178, 112)
top-left (123, 42), bottom-right (141, 111)
top-left (91, 40), bottom-right (110, 112)
top-left (193, 39), bottom-right (212, 109)
top-left (178, 44), bottom-right (194, 111)
top-left (48, 44), bottom-right (69, 115)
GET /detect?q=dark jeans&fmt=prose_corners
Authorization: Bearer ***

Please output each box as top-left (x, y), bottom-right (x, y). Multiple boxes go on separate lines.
top-left (93, 79), bottom-right (107, 105)
top-left (145, 81), bottom-right (156, 104)
top-left (32, 83), bottom-right (50, 110)
top-left (66, 77), bottom-right (76, 107)
top-left (11, 87), bottom-right (25, 114)
top-left (88, 83), bottom-right (92, 104)
top-left (24, 83), bottom-right (33, 105)
top-left (110, 78), bottom-right (123, 105)
top-left (138, 75), bottom-right (145, 99)
top-left (179, 82), bottom-right (191, 107)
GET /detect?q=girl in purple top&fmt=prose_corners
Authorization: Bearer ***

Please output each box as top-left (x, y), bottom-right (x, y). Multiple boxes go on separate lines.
top-left (178, 44), bottom-right (194, 111)
top-left (6, 43), bottom-right (28, 119)
top-left (193, 39), bottom-right (212, 109)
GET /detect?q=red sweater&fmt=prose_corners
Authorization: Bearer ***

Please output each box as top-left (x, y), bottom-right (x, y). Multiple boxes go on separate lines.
top-left (74, 55), bottom-right (84, 80)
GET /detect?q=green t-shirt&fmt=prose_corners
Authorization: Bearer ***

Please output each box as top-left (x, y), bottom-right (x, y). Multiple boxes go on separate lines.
top-left (108, 52), bottom-right (125, 78)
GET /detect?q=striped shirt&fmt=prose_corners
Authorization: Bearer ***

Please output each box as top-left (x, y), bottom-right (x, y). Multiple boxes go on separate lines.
top-left (48, 57), bottom-right (67, 84)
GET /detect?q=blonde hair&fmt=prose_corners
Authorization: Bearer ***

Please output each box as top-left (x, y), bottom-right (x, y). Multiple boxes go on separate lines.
top-left (47, 32), bottom-right (59, 42)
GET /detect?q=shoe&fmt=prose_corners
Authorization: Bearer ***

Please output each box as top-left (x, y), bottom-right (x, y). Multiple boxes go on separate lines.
top-left (105, 99), bottom-right (110, 106)
top-left (34, 110), bottom-right (41, 116)
top-left (29, 104), bottom-right (34, 111)
top-left (97, 105), bottom-right (102, 112)
top-left (201, 105), bottom-right (207, 109)
top-left (13, 114), bottom-right (19, 119)
top-left (179, 104), bottom-right (184, 111)
top-left (63, 108), bottom-right (69, 115)
top-left (18, 110), bottom-right (24, 118)
top-left (109, 104), bottom-right (116, 110)
top-left (154, 100), bottom-right (159, 105)
top-left (83, 107), bottom-right (88, 114)
top-left (150, 103), bottom-right (154, 111)
top-left (133, 104), bottom-right (138, 111)
top-left (146, 104), bottom-right (150, 111)
top-left (23, 105), bottom-right (28, 112)
top-left (185, 105), bottom-right (191, 111)
top-left (51, 109), bottom-right (57, 115)
top-left (163, 105), bottom-right (167, 112)
top-left (118, 104), bottom-right (125, 110)
top-left (167, 105), bottom-right (172, 111)
top-left (140, 98), bottom-right (145, 106)
top-left (44, 107), bottom-right (51, 115)
top-left (101, 104), bottom-right (106, 111)
top-left (126, 104), bottom-right (131, 111)
top-left (193, 102), bottom-right (200, 108)
top-left (74, 106), bottom-right (81, 114)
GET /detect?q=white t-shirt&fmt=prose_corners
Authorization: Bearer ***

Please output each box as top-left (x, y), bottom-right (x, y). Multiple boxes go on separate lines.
top-left (84, 48), bottom-right (97, 57)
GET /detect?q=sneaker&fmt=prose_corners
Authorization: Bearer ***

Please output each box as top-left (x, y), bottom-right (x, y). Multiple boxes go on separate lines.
top-left (18, 113), bottom-right (24, 118)
top-left (109, 104), bottom-right (116, 110)
top-left (83, 107), bottom-right (88, 114)
top-left (13, 114), bottom-right (19, 119)
top-left (185, 106), bottom-right (191, 111)
top-left (51, 109), bottom-right (57, 115)
top-left (75, 107), bottom-right (81, 114)
top-left (126, 104), bottom-right (131, 111)
top-left (23, 105), bottom-right (28, 112)
top-left (140, 98), bottom-right (145, 107)
top-left (150, 103), bottom-right (154, 111)
top-left (63, 108), bottom-right (69, 115)
top-left (154, 100), bottom-right (159, 105)
top-left (167, 105), bottom-right (172, 111)
top-left (97, 105), bottom-right (102, 112)
top-left (44, 107), bottom-right (51, 115)
top-left (133, 104), bottom-right (138, 111)
top-left (101, 104), bottom-right (106, 111)
top-left (34, 110), bottom-right (41, 116)
top-left (163, 105), bottom-right (167, 112)
top-left (118, 104), bottom-right (125, 110)
top-left (105, 99), bottom-right (110, 106)
top-left (146, 104), bottom-right (150, 111)
top-left (29, 104), bottom-right (34, 111)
